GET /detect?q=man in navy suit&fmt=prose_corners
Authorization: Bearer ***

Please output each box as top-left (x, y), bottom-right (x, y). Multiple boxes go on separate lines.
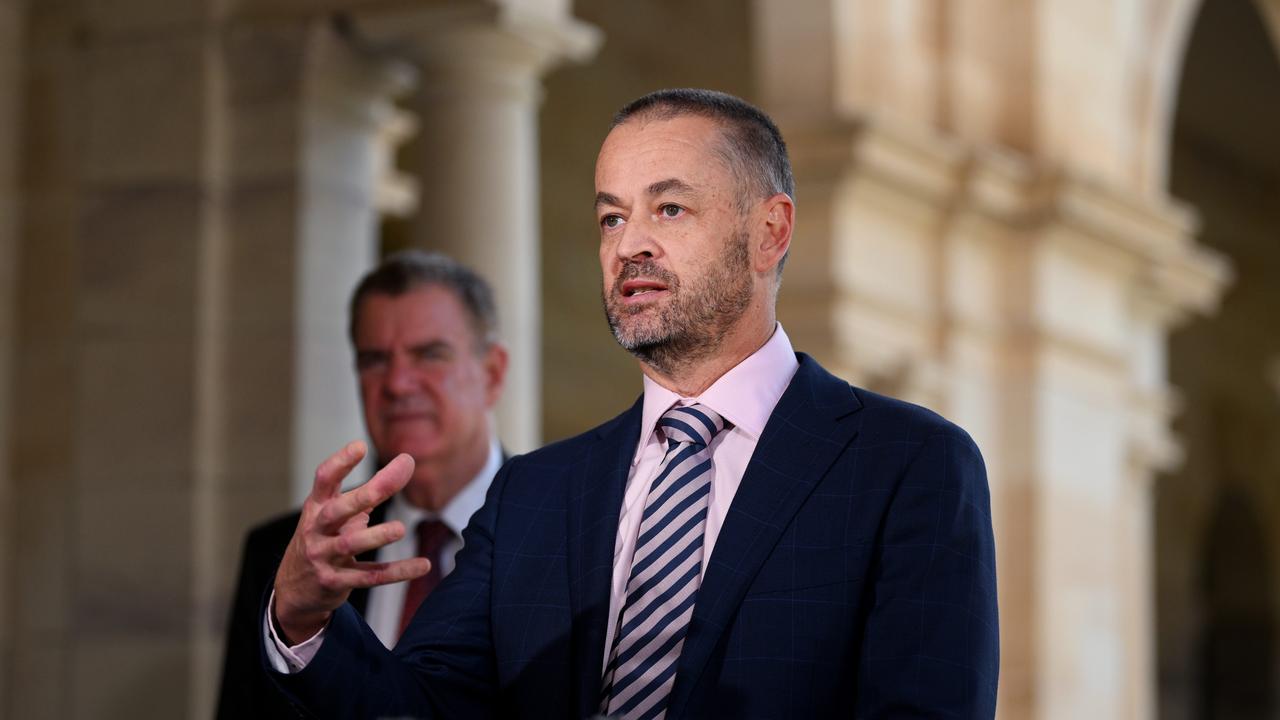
top-left (263, 89), bottom-right (999, 718)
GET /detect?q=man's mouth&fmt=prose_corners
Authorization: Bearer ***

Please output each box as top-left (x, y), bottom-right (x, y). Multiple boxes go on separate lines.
top-left (619, 279), bottom-right (669, 300)
top-left (384, 404), bottom-right (433, 422)
top-left (386, 413), bottom-right (429, 422)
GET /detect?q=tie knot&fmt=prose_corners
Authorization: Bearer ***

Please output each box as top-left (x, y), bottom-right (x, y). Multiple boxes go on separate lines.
top-left (659, 404), bottom-right (730, 449)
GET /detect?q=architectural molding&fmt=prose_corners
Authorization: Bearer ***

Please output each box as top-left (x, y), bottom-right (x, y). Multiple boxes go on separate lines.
top-left (351, 1), bottom-right (601, 97)
top-left (787, 113), bottom-right (967, 207)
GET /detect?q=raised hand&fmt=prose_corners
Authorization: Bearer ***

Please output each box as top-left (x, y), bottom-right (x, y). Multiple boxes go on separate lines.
top-left (272, 441), bottom-right (431, 644)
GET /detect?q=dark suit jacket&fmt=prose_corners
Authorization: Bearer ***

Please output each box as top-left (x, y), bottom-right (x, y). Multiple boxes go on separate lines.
top-left (272, 355), bottom-right (999, 718)
top-left (217, 502), bottom-right (388, 719)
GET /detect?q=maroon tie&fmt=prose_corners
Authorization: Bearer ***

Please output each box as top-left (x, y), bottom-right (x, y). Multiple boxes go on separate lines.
top-left (398, 519), bottom-right (455, 639)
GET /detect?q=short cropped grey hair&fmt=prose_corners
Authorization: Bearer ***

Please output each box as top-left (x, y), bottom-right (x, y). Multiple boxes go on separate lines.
top-left (612, 88), bottom-right (795, 207)
top-left (348, 250), bottom-right (498, 349)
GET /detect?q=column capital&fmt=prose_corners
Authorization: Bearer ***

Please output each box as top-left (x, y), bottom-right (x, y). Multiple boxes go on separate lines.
top-left (346, 1), bottom-right (601, 102)
top-left (311, 24), bottom-right (418, 127)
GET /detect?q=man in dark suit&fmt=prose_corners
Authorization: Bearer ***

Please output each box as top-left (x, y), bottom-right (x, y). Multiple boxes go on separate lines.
top-left (216, 251), bottom-right (508, 717)
top-left (263, 89), bottom-right (999, 718)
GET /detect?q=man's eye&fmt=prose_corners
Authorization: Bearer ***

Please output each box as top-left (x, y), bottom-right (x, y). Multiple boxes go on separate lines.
top-left (356, 354), bottom-right (388, 372)
top-left (659, 204), bottom-right (683, 218)
top-left (412, 347), bottom-right (449, 363)
top-left (601, 215), bottom-right (624, 229)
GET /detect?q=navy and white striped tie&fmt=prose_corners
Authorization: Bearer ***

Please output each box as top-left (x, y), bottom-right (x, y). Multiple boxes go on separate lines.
top-left (602, 403), bottom-right (731, 720)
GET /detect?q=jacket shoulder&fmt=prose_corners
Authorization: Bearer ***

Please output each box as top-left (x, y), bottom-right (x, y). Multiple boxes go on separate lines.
top-left (796, 354), bottom-right (973, 446)
top-left (849, 385), bottom-right (983, 459)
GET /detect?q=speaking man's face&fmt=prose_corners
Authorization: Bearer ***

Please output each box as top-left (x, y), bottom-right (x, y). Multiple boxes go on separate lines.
top-left (594, 115), bottom-right (756, 372)
top-left (353, 286), bottom-right (503, 476)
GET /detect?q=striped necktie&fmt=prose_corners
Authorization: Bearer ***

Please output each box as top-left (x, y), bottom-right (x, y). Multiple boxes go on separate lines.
top-left (602, 403), bottom-right (731, 720)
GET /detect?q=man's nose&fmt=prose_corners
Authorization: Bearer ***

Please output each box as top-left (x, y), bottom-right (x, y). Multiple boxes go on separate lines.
top-left (614, 216), bottom-right (660, 261)
top-left (385, 354), bottom-right (417, 394)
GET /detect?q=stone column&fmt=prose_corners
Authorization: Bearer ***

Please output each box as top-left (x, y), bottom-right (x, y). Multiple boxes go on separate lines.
top-left (292, 26), bottom-right (417, 500)
top-left (355, 2), bottom-right (601, 453)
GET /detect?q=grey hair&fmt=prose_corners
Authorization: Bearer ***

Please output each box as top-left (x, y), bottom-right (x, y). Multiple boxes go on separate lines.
top-left (348, 249), bottom-right (498, 349)
top-left (612, 88), bottom-right (795, 207)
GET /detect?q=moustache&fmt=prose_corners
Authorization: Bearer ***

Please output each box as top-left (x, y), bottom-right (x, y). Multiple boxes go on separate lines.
top-left (611, 259), bottom-right (679, 296)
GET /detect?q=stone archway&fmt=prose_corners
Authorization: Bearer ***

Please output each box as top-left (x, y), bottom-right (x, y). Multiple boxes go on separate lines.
top-left (1138, 0), bottom-right (1280, 193)
top-left (1157, 0), bottom-right (1280, 717)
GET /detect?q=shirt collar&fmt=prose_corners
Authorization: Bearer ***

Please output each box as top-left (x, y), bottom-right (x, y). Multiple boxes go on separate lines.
top-left (387, 438), bottom-right (502, 535)
top-left (635, 323), bottom-right (799, 464)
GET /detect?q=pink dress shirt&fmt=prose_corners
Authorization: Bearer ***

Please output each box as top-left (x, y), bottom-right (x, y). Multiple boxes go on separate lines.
top-left (601, 324), bottom-right (798, 666)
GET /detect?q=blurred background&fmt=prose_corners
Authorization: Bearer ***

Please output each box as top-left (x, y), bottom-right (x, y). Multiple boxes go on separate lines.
top-left (1, 0), bottom-right (1278, 717)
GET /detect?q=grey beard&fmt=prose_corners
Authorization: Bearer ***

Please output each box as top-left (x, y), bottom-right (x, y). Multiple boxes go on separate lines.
top-left (609, 308), bottom-right (721, 378)
top-left (602, 231), bottom-right (753, 377)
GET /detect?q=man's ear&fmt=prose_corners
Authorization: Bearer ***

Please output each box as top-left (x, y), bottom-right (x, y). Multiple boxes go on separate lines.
top-left (482, 342), bottom-right (509, 408)
top-left (755, 193), bottom-right (794, 275)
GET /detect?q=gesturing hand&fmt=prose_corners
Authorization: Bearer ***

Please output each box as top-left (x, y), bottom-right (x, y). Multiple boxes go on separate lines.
top-left (272, 441), bottom-right (431, 644)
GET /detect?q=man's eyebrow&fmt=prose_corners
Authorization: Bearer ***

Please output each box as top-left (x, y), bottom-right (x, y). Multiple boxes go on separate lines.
top-left (594, 179), bottom-right (699, 210)
top-left (647, 178), bottom-right (696, 198)
top-left (409, 339), bottom-right (450, 352)
top-left (595, 191), bottom-right (623, 210)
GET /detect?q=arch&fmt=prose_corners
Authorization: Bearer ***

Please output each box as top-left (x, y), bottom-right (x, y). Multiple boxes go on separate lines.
top-left (1156, 2), bottom-right (1280, 715)
top-left (1137, 0), bottom-right (1204, 194)
top-left (1138, 0), bottom-right (1280, 194)
top-left (1260, 0), bottom-right (1280, 55)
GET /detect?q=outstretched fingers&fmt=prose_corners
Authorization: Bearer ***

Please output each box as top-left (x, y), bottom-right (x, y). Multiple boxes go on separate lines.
top-left (317, 520), bottom-right (408, 559)
top-left (334, 558), bottom-right (432, 589)
top-left (310, 440), bottom-right (369, 502)
top-left (315, 454), bottom-right (416, 533)
top-left (273, 449), bottom-right (420, 639)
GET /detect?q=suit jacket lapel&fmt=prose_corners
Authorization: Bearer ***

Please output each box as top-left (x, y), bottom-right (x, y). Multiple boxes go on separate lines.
top-left (568, 397), bottom-right (643, 718)
top-left (668, 355), bottom-right (863, 717)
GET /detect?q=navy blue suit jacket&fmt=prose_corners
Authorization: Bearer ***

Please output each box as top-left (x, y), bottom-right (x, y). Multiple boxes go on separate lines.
top-left (272, 354), bottom-right (999, 717)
